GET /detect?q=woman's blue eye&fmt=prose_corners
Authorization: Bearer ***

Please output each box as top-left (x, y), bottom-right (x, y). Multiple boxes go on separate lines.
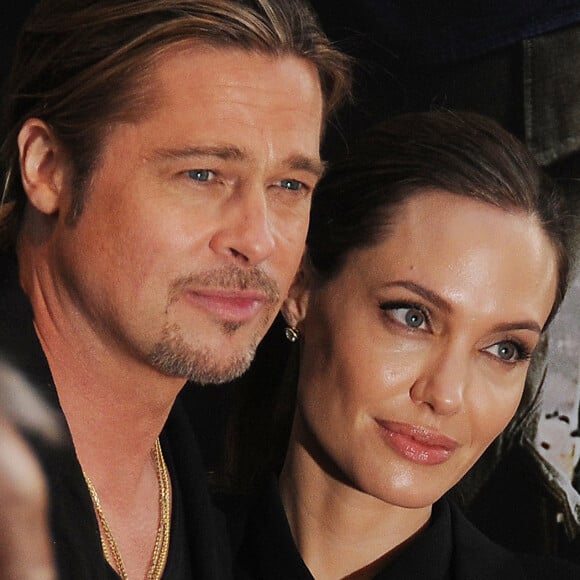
top-left (486, 341), bottom-right (527, 363)
top-left (403, 308), bottom-right (426, 328)
top-left (387, 306), bottom-right (427, 329)
top-left (278, 179), bottom-right (303, 191)
top-left (187, 169), bottom-right (214, 182)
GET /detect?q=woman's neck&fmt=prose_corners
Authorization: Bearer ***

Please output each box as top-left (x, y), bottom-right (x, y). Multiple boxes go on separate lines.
top-left (279, 440), bottom-right (432, 580)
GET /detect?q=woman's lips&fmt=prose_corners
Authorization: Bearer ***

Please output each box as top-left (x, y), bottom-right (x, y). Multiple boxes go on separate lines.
top-left (185, 289), bottom-right (267, 323)
top-left (377, 420), bottom-right (460, 465)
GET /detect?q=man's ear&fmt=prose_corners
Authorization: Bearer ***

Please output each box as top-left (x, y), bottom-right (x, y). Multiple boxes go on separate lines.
top-left (281, 257), bottom-right (314, 330)
top-left (17, 118), bottom-right (66, 216)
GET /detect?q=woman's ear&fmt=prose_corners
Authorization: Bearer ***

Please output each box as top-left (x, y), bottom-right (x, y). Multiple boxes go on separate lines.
top-left (281, 257), bottom-right (314, 330)
top-left (17, 118), bottom-right (67, 216)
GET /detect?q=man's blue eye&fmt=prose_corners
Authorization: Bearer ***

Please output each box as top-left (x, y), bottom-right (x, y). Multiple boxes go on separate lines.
top-left (187, 169), bottom-right (213, 182)
top-left (279, 179), bottom-right (303, 191)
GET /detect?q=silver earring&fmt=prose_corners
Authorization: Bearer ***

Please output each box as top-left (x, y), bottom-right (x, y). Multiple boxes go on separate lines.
top-left (284, 326), bottom-right (300, 343)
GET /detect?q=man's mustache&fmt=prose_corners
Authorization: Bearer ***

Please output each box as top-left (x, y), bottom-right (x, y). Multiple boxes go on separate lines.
top-left (168, 266), bottom-right (280, 305)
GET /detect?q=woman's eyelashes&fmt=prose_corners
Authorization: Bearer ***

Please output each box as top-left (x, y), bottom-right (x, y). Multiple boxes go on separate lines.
top-left (380, 302), bottom-right (431, 331)
top-left (483, 339), bottom-right (533, 364)
top-left (379, 301), bottom-right (535, 365)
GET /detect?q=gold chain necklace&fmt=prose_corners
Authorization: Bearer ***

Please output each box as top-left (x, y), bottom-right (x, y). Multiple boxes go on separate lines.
top-left (83, 439), bottom-right (171, 580)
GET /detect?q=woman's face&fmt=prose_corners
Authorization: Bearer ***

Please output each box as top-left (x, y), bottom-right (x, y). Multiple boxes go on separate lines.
top-left (285, 190), bottom-right (558, 508)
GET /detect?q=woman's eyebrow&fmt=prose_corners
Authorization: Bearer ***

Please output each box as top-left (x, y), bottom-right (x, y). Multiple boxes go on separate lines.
top-left (488, 320), bottom-right (542, 335)
top-left (383, 280), bottom-right (543, 334)
top-left (382, 280), bottom-right (451, 312)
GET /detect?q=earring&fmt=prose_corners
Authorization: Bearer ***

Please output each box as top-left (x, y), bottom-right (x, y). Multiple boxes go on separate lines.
top-left (284, 326), bottom-right (300, 343)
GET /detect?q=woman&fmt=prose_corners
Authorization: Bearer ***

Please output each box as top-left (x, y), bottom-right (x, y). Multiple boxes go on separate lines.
top-left (223, 111), bottom-right (580, 579)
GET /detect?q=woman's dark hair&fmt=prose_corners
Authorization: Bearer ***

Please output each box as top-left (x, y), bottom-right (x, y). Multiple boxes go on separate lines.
top-left (222, 110), bottom-right (576, 491)
top-left (308, 110), bottom-right (573, 324)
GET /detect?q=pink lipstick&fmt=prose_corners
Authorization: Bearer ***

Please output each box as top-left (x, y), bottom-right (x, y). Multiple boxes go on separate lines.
top-left (377, 420), bottom-right (459, 465)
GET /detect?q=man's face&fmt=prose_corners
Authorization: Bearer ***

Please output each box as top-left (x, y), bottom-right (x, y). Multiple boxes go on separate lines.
top-left (51, 44), bottom-right (324, 383)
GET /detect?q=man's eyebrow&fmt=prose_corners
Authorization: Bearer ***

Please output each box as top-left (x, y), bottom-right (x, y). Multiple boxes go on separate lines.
top-left (286, 154), bottom-right (327, 179)
top-left (153, 145), bottom-right (247, 162)
top-left (152, 146), bottom-right (326, 178)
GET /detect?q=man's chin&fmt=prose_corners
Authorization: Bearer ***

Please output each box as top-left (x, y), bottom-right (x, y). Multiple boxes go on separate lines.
top-left (187, 358), bottom-right (252, 386)
top-left (148, 338), bottom-right (256, 385)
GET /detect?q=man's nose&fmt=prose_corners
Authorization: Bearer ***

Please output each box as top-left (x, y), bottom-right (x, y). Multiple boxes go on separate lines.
top-left (209, 184), bottom-right (276, 266)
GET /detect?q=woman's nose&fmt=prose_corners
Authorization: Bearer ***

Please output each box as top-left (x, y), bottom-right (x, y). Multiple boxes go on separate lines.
top-left (409, 346), bottom-right (468, 416)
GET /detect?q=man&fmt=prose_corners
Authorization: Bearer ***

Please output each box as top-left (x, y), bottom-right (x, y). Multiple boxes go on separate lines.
top-left (0, 0), bottom-right (351, 577)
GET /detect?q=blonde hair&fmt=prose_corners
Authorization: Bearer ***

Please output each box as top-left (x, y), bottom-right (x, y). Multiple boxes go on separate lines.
top-left (0, 0), bottom-right (352, 242)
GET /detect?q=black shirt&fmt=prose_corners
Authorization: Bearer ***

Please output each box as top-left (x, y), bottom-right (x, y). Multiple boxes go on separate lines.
top-left (226, 476), bottom-right (580, 580)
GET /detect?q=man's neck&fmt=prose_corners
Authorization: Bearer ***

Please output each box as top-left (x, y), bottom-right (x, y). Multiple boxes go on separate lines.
top-left (18, 242), bottom-right (184, 459)
top-left (19, 245), bottom-right (184, 579)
